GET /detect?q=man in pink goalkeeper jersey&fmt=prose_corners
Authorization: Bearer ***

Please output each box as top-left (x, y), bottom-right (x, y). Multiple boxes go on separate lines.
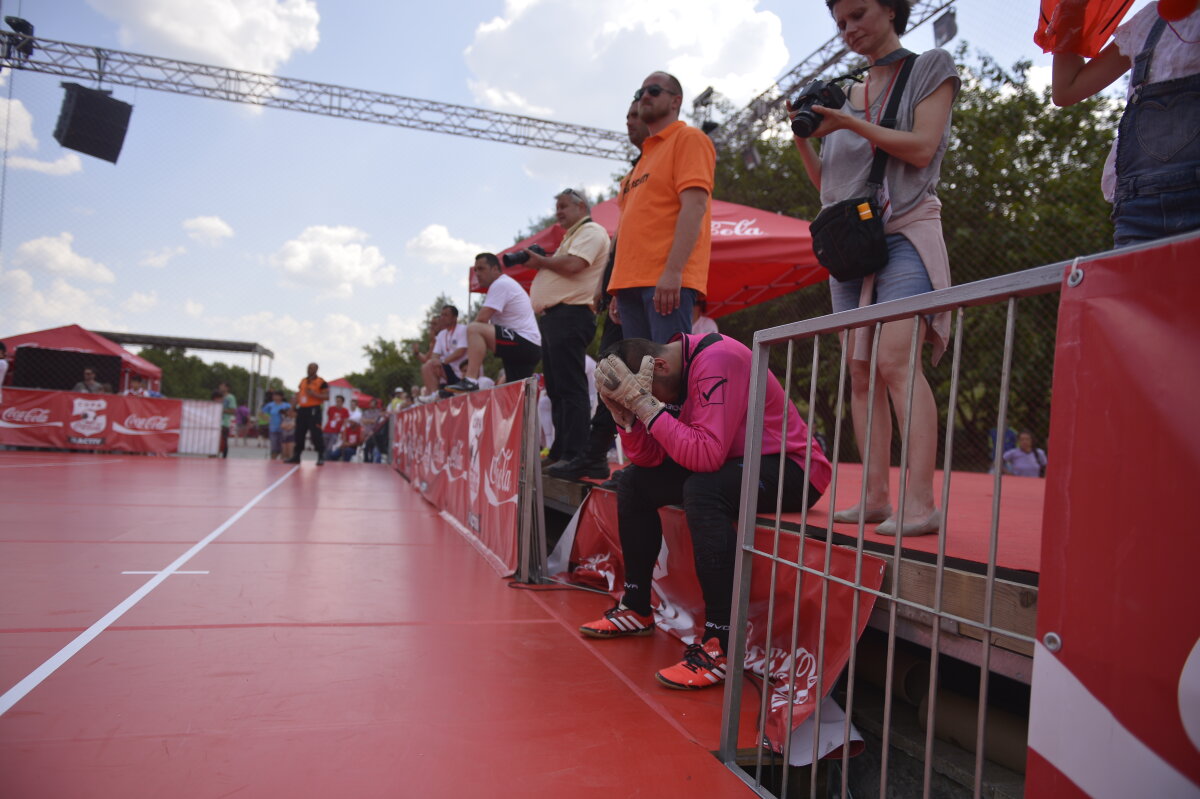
top-left (579, 332), bottom-right (832, 690)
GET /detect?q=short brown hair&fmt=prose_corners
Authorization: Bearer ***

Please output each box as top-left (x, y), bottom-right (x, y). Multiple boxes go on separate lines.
top-left (826, 0), bottom-right (910, 35)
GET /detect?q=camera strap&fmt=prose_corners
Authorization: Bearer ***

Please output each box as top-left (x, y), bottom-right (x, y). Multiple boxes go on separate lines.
top-left (866, 53), bottom-right (916, 189)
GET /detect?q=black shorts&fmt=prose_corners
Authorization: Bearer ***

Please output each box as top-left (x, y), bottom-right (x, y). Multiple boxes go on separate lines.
top-left (441, 362), bottom-right (460, 383)
top-left (494, 325), bottom-right (542, 381)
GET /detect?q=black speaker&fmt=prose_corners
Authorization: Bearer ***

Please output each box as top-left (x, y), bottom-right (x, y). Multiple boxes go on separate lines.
top-left (53, 83), bottom-right (133, 164)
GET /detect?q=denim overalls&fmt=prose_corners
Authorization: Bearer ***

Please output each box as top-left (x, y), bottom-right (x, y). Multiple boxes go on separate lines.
top-left (1112, 17), bottom-right (1200, 247)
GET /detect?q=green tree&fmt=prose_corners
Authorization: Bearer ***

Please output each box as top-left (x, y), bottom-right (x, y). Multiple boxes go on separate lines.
top-left (137, 346), bottom-right (283, 403)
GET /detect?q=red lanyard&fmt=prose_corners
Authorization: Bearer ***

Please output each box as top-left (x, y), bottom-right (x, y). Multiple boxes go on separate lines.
top-left (863, 63), bottom-right (903, 153)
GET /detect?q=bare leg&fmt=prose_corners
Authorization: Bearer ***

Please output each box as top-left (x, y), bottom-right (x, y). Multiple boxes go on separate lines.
top-left (875, 317), bottom-right (937, 520)
top-left (420, 358), bottom-right (443, 395)
top-left (844, 327), bottom-right (893, 514)
top-left (463, 322), bottom-right (496, 379)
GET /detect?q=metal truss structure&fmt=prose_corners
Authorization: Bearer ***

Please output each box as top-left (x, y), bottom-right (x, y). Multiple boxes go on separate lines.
top-left (0, 33), bottom-right (636, 162)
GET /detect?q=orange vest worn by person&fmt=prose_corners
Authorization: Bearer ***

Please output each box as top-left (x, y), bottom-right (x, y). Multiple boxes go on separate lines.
top-left (297, 376), bottom-right (327, 408)
top-left (610, 119), bottom-right (716, 295)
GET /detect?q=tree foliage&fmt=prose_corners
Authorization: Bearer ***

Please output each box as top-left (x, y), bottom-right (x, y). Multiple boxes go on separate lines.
top-left (137, 346), bottom-right (283, 403)
top-left (712, 49), bottom-right (1119, 470)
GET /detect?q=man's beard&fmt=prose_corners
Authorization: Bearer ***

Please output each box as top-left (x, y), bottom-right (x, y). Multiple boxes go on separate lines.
top-left (638, 103), bottom-right (669, 126)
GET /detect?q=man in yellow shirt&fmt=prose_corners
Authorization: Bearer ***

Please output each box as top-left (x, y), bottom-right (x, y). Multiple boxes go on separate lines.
top-left (285, 362), bottom-right (329, 466)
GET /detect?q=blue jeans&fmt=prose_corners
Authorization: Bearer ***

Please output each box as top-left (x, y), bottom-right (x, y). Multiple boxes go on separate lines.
top-left (829, 233), bottom-right (933, 313)
top-left (616, 286), bottom-right (696, 344)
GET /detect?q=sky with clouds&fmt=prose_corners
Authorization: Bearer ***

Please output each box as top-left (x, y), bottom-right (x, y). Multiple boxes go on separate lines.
top-left (0, 0), bottom-right (1147, 388)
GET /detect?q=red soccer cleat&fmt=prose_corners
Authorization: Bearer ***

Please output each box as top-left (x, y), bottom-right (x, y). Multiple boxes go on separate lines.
top-left (578, 605), bottom-right (655, 638)
top-left (655, 639), bottom-right (727, 690)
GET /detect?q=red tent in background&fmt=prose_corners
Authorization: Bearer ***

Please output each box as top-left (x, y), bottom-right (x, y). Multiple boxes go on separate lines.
top-left (472, 197), bottom-right (826, 319)
top-left (328, 377), bottom-right (374, 406)
top-left (1, 324), bottom-right (162, 391)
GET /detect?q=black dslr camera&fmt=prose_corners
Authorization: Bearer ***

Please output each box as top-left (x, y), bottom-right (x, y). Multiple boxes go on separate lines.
top-left (502, 244), bottom-right (547, 268)
top-left (790, 79), bottom-right (848, 138)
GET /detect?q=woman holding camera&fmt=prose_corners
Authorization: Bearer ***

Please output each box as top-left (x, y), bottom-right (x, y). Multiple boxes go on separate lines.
top-left (793, 0), bottom-right (960, 536)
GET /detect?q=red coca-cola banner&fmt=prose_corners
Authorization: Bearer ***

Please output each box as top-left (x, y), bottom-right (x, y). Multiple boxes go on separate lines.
top-left (0, 388), bottom-right (183, 454)
top-left (392, 381), bottom-right (526, 574)
top-left (563, 488), bottom-right (886, 754)
top-left (1027, 236), bottom-right (1200, 796)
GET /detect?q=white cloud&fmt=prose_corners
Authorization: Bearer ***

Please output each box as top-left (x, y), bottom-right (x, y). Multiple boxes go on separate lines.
top-left (122, 290), bottom-right (159, 313)
top-left (140, 245), bottom-right (187, 268)
top-left (269, 225), bottom-right (396, 299)
top-left (184, 299), bottom-right (205, 317)
top-left (0, 267), bottom-right (119, 332)
top-left (183, 215), bottom-right (234, 246)
top-left (405, 224), bottom-right (487, 276)
top-left (85, 0), bottom-right (320, 75)
top-left (464, 0), bottom-right (789, 127)
top-left (197, 309), bottom-right (423, 383)
top-left (0, 96), bottom-right (37, 152)
top-left (7, 153), bottom-right (84, 176)
top-left (13, 233), bottom-right (116, 283)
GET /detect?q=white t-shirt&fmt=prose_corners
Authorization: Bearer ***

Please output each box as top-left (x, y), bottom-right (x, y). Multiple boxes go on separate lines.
top-left (482, 273), bottom-right (542, 346)
top-left (1101, 4), bottom-right (1200, 201)
top-left (434, 323), bottom-right (469, 376)
top-left (691, 315), bottom-right (719, 336)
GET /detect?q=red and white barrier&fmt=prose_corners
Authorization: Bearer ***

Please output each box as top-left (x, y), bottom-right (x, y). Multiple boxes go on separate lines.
top-left (0, 388), bottom-right (182, 455)
top-left (392, 380), bottom-right (537, 577)
top-left (1028, 235), bottom-right (1200, 796)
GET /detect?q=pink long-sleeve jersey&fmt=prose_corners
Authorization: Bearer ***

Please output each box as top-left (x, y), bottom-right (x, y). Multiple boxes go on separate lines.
top-left (619, 333), bottom-right (832, 492)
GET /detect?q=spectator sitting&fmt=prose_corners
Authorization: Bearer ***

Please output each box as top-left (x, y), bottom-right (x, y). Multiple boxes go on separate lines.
top-left (124, 376), bottom-right (149, 396)
top-left (73, 367), bottom-right (105, 393)
top-left (329, 419), bottom-right (365, 462)
top-left (361, 398), bottom-right (386, 463)
top-left (1003, 430), bottom-right (1047, 478)
top-left (387, 387), bottom-right (408, 412)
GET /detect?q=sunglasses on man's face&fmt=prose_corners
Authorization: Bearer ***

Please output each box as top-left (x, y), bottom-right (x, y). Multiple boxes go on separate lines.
top-left (633, 84), bottom-right (677, 102)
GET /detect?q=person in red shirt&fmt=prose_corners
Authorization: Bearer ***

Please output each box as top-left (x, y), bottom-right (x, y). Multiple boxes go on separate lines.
top-left (331, 420), bottom-right (364, 462)
top-left (323, 394), bottom-right (350, 459)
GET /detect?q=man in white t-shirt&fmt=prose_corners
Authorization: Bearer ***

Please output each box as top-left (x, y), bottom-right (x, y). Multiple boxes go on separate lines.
top-left (444, 253), bottom-right (543, 392)
top-left (416, 304), bottom-right (468, 403)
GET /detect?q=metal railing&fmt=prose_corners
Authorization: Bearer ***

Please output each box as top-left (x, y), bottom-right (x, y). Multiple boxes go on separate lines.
top-left (719, 257), bottom-right (1074, 797)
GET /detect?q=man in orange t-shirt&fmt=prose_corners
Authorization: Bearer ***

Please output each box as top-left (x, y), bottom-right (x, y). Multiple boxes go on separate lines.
top-left (609, 71), bottom-right (716, 344)
top-left (285, 362), bottom-right (329, 465)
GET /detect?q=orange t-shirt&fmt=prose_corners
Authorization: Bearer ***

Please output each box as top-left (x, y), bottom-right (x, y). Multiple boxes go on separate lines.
top-left (297, 376), bottom-right (327, 408)
top-left (610, 120), bottom-right (715, 294)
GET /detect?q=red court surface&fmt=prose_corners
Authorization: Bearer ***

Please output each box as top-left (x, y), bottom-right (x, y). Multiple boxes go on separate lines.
top-left (0, 451), bottom-right (757, 799)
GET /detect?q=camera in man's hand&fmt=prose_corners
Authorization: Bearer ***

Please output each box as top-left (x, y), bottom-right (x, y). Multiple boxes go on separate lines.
top-left (791, 80), bottom-right (847, 138)
top-left (502, 244), bottom-right (547, 268)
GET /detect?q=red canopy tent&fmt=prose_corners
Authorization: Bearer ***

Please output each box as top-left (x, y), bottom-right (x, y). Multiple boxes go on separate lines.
top-left (328, 377), bottom-right (374, 406)
top-left (1, 324), bottom-right (162, 391)
top-left (472, 197), bottom-right (826, 319)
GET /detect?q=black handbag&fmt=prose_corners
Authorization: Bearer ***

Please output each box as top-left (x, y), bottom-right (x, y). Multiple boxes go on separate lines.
top-left (810, 55), bottom-right (916, 283)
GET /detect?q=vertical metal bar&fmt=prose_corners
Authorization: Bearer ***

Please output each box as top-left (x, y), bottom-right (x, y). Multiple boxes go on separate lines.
top-left (973, 297), bottom-right (1018, 798)
top-left (515, 377), bottom-right (540, 583)
top-left (775, 340), bottom-right (796, 799)
top-left (879, 317), bottom-right (921, 799)
top-left (796, 335), bottom-right (822, 798)
top-left (720, 333), bottom-right (772, 765)
top-left (922, 307), bottom-right (964, 799)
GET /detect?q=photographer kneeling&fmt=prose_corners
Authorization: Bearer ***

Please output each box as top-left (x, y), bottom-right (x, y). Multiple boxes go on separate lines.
top-left (792, 0), bottom-right (960, 537)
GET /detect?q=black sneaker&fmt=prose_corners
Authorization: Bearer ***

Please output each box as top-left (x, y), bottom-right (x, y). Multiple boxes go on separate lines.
top-left (443, 378), bottom-right (479, 394)
top-left (547, 457), bottom-right (610, 481)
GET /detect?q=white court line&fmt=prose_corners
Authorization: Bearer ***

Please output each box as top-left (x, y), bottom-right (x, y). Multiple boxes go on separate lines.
top-left (0, 459), bottom-right (126, 469)
top-left (121, 566), bottom-right (208, 573)
top-left (0, 465), bottom-right (299, 718)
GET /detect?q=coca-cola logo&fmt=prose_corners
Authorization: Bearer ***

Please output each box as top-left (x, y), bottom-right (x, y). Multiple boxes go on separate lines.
top-left (711, 218), bottom-right (765, 237)
top-left (122, 414), bottom-right (170, 431)
top-left (2, 406), bottom-right (51, 424)
top-left (488, 448), bottom-right (515, 496)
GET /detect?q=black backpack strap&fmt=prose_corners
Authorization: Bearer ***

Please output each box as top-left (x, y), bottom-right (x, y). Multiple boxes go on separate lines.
top-left (676, 333), bottom-right (724, 407)
top-left (867, 54), bottom-right (918, 188)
